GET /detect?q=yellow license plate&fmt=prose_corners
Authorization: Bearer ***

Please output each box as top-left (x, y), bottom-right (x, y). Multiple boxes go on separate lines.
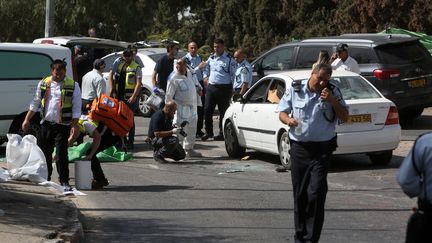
top-left (408, 78), bottom-right (426, 88)
top-left (347, 114), bottom-right (371, 123)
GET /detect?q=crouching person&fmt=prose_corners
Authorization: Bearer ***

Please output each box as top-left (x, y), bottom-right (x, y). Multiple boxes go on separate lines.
top-left (68, 115), bottom-right (117, 189)
top-left (148, 101), bottom-right (186, 163)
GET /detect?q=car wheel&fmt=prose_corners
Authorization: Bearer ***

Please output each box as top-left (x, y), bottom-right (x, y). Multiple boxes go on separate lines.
top-left (138, 89), bottom-right (154, 117)
top-left (278, 131), bottom-right (291, 169)
top-left (400, 107), bottom-right (424, 122)
top-left (368, 150), bottom-right (392, 166)
top-left (8, 114), bottom-right (41, 139)
top-left (224, 121), bottom-right (245, 158)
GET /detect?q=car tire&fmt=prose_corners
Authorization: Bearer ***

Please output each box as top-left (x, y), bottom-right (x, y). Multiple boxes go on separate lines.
top-left (400, 107), bottom-right (424, 123)
top-left (368, 150), bottom-right (392, 166)
top-left (224, 121), bottom-right (245, 158)
top-left (278, 131), bottom-right (291, 169)
top-left (8, 114), bottom-right (41, 140)
top-left (138, 89), bottom-right (154, 117)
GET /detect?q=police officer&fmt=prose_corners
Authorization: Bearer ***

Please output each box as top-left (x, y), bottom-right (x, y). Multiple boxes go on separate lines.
top-left (200, 38), bottom-right (236, 141)
top-left (278, 64), bottom-right (348, 243)
top-left (108, 48), bottom-right (142, 149)
top-left (233, 48), bottom-right (252, 96)
top-left (22, 60), bottom-right (82, 191)
top-left (397, 132), bottom-right (432, 243)
top-left (184, 41), bottom-right (206, 138)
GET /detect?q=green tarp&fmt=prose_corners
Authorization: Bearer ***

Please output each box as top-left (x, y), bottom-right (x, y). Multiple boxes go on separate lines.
top-left (65, 142), bottom-right (133, 162)
top-left (381, 28), bottom-right (432, 55)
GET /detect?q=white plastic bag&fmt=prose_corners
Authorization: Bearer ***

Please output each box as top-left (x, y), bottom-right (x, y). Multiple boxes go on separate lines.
top-left (6, 134), bottom-right (48, 182)
top-left (145, 91), bottom-right (165, 111)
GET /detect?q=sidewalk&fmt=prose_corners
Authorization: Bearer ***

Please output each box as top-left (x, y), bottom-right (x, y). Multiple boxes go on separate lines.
top-left (0, 179), bottom-right (83, 242)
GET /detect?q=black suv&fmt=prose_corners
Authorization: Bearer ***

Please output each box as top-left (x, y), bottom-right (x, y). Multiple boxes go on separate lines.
top-left (251, 34), bottom-right (432, 121)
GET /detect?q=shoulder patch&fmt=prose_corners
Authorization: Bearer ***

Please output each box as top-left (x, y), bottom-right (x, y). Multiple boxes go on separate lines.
top-left (241, 67), bottom-right (248, 74)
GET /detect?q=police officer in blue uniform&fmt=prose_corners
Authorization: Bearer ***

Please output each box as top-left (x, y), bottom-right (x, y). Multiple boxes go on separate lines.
top-left (184, 41), bottom-right (206, 138)
top-left (200, 38), bottom-right (236, 141)
top-left (278, 64), bottom-right (348, 243)
top-left (397, 132), bottom-right (432, 243)
top-left (233, 48), bottom-right (252, 96)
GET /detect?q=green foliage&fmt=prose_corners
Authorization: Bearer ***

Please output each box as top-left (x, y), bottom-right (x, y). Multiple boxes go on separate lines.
top-left (2, 0), bottom-right (432, 59)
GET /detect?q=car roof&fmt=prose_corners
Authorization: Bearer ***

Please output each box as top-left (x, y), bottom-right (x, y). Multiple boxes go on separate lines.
top-left (137, 48), bottom-right (168, 55)
top-left (33, 36), bottom-right (131, 49)
top-left (266, 69), bottom-right (361, 81)
top-left (0, 42), bottom-right (70, 51)
top-left (301, 33), bottom-right (418, 45)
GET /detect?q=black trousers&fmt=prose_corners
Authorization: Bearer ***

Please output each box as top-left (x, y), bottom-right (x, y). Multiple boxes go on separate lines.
top-left (38, 122), bottom-right (71, 183)
top-left (197, 80), bottom-right (205, 133)
top-left (153, 136), bottom-right (185, 161)
top-left (289, 140), bottom-right (332, 243)
top-left (204, 84), bottom-right (232, 136)
top-left (89, 127), bottom-right (121, 181)
top-left (405, 199), bottom-right (432, 243)
top-left (125, 98), bottom-right (139, 144)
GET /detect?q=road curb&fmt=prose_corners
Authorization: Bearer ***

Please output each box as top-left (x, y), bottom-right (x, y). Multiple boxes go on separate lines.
top-left (56, 197), bottom-right (84, 243)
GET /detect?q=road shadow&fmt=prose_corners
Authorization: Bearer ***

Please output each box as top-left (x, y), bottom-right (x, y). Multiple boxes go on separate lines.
top-left (81, 216), bottom-right (231, 243)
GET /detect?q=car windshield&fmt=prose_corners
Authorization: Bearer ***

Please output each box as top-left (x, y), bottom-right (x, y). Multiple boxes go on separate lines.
top-left (294, 76), bottom-right (380, 100)
top-left (375, 41), bottom-right (430, 64)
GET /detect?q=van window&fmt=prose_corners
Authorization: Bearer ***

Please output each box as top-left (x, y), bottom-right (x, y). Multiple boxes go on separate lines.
top-left (296, 46), bottom-right (332, 68)
top-left (0, 51), bottom-right (52, 80)
top-left (260, 47), bottom-right (294, 71)
top-left (348, 47), bottom-right (377, 64)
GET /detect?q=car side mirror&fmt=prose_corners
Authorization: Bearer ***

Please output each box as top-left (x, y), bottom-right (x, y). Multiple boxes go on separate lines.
top-left (232, 93), bottom-right (244, 103)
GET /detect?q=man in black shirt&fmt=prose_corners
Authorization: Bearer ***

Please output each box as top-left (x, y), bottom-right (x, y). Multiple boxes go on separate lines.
top-left (148, 101), bottom-right (185, 162)
top-left (151, 42), bottom-right (179, 92)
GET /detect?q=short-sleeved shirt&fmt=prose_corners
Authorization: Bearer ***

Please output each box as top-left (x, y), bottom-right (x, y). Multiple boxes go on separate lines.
top-left (148, 109), bottom-right (173, 138)
top-left (277, 79), bottom-right (347, 142)
top-left (233, 60), bottom-right (253, 90)
top-left (203, 52), bottom-right (236, 85)
top-left (331, 56), bottom-right (360, 74)
top-left (154, 55), bottom-right (175, 91)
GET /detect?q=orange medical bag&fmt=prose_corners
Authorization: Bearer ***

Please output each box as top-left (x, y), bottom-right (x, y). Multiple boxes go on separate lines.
top-left (88, 94), bottom-right (134, 136)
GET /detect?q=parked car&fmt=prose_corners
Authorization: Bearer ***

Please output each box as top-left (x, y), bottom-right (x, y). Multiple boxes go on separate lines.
top-left (101, 48), bottom-right (186, 117)
top-left (33, 36), bottom-right (130, 85)
top-left (251, 34), bottom-right (432, 122)
top-left (222, 70), bottom-right (401, 168)
top-left (0, 43), bottom-right (74, 145)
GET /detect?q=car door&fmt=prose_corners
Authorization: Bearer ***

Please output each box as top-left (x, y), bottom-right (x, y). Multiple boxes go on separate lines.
top-left (236, 79), bottom-right (272, 148)
top-left (257, 78), bottom-right (287, 151)
top-left (252, 46), bottom-right (295, 83)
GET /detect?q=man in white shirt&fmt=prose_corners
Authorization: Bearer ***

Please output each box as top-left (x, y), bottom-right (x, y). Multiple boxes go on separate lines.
top-left (81, 59), bottom-right (106, 114)
top-left (331, 43), bottom-right (361, 74)
top-left (22, 60), bottom-right (81, 191)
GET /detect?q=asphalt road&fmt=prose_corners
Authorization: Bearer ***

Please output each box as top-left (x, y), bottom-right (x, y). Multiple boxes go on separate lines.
top-left (69, 109), bottom-right (428, 243)
top-left (1, 109), bottom-right (430, 242)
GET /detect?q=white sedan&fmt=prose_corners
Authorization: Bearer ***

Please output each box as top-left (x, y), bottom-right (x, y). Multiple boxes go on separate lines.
top-left (222, 70), bottom-right (401, 168)
top-left (101, 48), bottom-right (186, 117)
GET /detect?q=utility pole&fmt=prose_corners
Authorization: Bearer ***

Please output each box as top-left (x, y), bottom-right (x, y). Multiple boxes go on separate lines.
top-left (44, 0), bottom-right (54, 37)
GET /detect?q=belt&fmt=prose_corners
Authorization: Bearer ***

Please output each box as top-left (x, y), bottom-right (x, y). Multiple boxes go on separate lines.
top-left (209, 83), bottom-right (231, 87)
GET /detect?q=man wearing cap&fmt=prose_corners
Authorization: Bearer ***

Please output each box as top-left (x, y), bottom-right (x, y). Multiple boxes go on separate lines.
top-left (108, 49), bottom-right (142, 149)
top-left (330, 43), bottom-right (360, 74)
top-left (81, 59), bottom-right (106, 114)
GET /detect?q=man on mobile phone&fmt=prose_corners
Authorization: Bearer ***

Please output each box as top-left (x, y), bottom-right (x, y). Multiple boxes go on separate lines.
top-left (330, 43), bottom-right (360, 74)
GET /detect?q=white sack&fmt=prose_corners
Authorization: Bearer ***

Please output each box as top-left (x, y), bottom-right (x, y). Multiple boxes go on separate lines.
top-left (6, 134), bottom-right (48, 182)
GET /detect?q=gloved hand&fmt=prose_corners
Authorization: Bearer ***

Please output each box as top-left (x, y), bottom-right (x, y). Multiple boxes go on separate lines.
top-left (153, 87), bottom-right (160, 93)
top-left (172, 128), bottom-right (180, 134)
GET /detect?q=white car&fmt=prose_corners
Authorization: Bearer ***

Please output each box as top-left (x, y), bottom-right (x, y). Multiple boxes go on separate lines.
top-left (0, 43), bottom-right (74, 145)
top-left (222, 70), bottom-right (401, 168)
top-left (101, 48), bottom-right (186, 117)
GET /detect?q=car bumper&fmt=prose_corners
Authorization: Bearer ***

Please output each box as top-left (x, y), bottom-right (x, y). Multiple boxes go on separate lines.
top-left (335, 125), bottom-right (401, 154)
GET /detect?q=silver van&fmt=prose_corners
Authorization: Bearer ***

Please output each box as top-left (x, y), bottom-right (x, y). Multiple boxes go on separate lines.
top-left (0, 43), bottom-right (74, 144)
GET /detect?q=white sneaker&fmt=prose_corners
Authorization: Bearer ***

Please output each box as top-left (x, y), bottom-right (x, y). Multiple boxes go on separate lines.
top-left (186, 149), bottom-right (202, 158)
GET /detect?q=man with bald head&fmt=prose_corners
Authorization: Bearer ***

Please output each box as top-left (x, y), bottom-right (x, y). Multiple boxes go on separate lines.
top-left (233, 48), bottom-right (252, 96)
top-left (148, 101), bottom-right (186, 163)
